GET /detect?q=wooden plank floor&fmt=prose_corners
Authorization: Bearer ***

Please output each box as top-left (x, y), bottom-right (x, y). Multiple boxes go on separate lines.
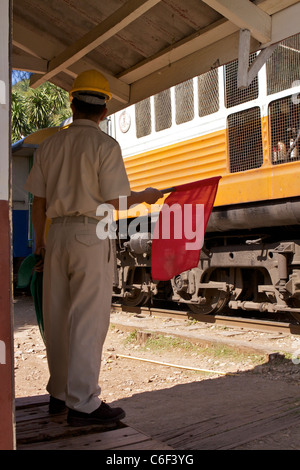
top-left (148, 391), bottom-right (300, 450)
top-left (16, 395), bottom-right (172, 450)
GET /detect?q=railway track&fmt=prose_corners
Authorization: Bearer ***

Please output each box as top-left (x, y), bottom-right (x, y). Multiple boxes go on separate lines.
top-left (112, 303), bottom-right (300, 336)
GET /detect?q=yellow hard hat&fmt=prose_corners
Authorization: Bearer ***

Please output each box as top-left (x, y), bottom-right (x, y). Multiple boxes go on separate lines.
top-left (69, 70), bottom-right (112, 102)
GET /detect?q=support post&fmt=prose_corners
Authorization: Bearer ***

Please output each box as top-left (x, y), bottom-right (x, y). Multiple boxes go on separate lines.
top-left (237, 28), bottom-right (277, 89)
top-left (0, 0), bottom-right (15, 451)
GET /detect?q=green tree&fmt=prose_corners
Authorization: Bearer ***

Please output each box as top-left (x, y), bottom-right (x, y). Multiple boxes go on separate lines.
top-left (11, 91), bottom-right (31, 142)
top-left (11, 78), bottom-right (72, 143)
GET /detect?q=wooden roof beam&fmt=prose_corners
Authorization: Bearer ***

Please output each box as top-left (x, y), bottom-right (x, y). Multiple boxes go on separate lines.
top-left (12, 54), bottom-right (48, 74)
top-left (201, 0), bottom-right (272, 44)
top-left (118, 0), bottom-right (285, 86)
top-left (118, 18), bottom-right (238, 84)
top-left (12, 21), bottom-right (130, 103)
top-left (107, 30), bottom-right (260, 115)
top-left (29, 0), bottom-right (161, 89)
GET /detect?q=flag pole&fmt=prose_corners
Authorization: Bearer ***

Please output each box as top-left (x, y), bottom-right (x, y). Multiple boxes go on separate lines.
top-left (161, 187), bottom-right (175, 194)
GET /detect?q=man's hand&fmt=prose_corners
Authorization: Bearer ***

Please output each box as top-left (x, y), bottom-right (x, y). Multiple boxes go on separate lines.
top-left (34, 246), bottom-right (46, 272)
top-left (107, 188), bottom-right (163, 210)
top-left (142, 187), bottom-right (164, 205)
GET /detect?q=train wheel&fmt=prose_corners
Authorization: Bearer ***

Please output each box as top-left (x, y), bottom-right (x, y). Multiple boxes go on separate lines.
top-left (123, 288), bottom-right (150, 307)
top-left (188, 269), bottom-right (229, 315)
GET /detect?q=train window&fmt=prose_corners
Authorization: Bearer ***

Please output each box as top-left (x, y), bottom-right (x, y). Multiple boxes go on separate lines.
top-left (267, 34), bottom-right (300, 95)
top-left (135, 97), bottom-right (152, 138)
top-left (175, 79), bottom-right (194, 125)
top-left (198, 69), bottom-right (219, 117)
top-left (154, 88), bottom-right (172, 132)
top-left (269, 95), bottom-right (300, 165)
top-left (227, 107), bottom-right (263, 173)
top-left (225, 53), bottom-right (258, 108)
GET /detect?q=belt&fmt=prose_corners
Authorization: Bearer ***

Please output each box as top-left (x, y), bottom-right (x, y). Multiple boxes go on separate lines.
top-left (52, 216), bottom-right (99, 225)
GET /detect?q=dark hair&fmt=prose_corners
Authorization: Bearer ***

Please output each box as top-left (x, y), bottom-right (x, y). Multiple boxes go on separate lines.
top-left (72, 97), bottom-right (106, 117)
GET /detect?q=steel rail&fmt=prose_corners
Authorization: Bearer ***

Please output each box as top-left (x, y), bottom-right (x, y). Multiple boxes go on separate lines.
top-left (111, 303), bottom-right (300, 335)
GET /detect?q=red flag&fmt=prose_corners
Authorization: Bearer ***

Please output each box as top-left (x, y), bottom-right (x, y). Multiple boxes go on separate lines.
top-left (151, 176), bottom-right (221, 281)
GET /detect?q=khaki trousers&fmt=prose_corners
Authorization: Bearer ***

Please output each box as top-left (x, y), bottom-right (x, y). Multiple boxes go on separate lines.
top-left (43, 218), bottom-right (113, 413)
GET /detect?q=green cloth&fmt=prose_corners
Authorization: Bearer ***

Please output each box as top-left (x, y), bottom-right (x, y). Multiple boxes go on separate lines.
top-left (17, 254), bottom-right (45, 343)
top-left (17, 254), bottom-right (37, 289)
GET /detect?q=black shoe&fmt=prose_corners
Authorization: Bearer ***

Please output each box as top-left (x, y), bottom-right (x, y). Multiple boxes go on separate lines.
top-left (49, 396), bottom-right (67, 414)
top-left (67, 401), bottom-right (126, 427)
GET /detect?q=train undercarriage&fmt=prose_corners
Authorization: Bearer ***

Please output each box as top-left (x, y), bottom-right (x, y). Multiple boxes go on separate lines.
top-left (112, 199), bottom-right (300, 323)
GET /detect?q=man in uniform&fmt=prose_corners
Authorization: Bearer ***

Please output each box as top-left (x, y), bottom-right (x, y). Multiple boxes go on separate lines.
top-left (25, 70), bottom-right (163, 426)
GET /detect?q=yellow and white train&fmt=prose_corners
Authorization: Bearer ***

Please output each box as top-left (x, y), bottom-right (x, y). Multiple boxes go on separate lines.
top-left (12, 32), bottom-right (300, 319)
top-left (110, 33), bottom-right (300, 318)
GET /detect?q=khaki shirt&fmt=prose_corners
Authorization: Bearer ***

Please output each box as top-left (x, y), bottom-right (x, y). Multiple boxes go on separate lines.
top-left (25, 119), bottom-right (131, 219)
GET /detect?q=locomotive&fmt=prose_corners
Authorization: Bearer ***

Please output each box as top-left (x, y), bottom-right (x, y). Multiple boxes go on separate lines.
top-left (12, 32), bottom-right (300, 320)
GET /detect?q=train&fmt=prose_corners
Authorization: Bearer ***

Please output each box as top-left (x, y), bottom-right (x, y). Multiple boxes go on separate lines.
top-left (12, 32), bottom-right (300, 321)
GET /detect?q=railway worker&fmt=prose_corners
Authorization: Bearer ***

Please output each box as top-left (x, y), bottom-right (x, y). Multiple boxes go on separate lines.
top-left (25, 69), bottom-right (163, 426)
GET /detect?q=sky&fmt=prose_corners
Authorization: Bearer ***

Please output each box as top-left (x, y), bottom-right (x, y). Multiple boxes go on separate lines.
top-left (12, 70), bottom-right (31, 86)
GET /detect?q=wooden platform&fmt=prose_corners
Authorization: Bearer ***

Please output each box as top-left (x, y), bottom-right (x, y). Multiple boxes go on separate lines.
top-left (16, 395), bottom-right (172, 450)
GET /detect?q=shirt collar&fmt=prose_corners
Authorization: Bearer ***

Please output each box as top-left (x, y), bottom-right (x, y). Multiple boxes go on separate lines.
top-left (70, 119), bottom-right (100, 130)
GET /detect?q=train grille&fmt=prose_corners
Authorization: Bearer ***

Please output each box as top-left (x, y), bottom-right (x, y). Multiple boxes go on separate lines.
top-left (227, 107), bottom-right (264, 173)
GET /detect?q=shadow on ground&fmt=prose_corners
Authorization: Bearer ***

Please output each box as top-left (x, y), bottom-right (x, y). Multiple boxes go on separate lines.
top-left (112, 362), bottom-right (300, 450)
